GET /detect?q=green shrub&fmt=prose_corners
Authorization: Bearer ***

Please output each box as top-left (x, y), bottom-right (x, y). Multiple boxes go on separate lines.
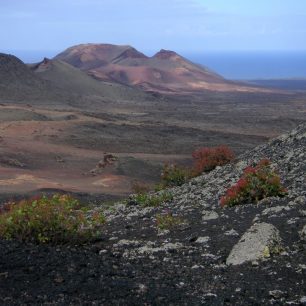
top-left (220, 159), bottom-right (287, 207)
top-left (0, 194), bottom-right (105, 244)
top-left (159, 163), bottom-right (190, 188)
top-left (156, 212), bottom-right (183, 230)
top-left (132, 191), bottom-right (173, 207)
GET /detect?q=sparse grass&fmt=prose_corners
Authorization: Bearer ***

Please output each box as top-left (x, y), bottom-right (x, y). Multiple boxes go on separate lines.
top-left (156, 212), bottom-right (183, 230)
top-left (220, 159), bottom-right (287, 207)
top-left (131, 180), bottom-right (151, 194)
top-left (132, 191), bottom-right (173, 207)
top-left (0, 194), bottom-right (105, 244)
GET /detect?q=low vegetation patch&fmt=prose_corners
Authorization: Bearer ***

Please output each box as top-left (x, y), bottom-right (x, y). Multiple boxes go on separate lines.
top-left (131, 180), bottom-right (151, 194)
top-left (156, 211), bottom-right (183, 230)
top-left (155, 146), bottom-right (234, 191)
top-left (157, 163), bottom-right (191, 189)
top-left (192, 145), bottom-right (235, 175)
top-left (220, 159), bottom-right (287, 207)
top-left (131, 191), bottom-right (173, 207)
top-left (0, 194), bottom-right (105, 244)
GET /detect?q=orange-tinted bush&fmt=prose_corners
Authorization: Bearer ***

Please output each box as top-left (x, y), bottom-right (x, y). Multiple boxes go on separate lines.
top-left (220, 159), bottom-right (287, 207)
top-left (192, 145), bottom-right (235, 175)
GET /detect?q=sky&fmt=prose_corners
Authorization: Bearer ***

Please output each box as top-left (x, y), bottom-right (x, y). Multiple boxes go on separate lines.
top-left (1, 0), bottom-right (306, 58)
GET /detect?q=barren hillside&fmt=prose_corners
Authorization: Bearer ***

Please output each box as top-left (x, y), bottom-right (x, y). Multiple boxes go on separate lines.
top-left (54, 44), bottom-right (273, 94)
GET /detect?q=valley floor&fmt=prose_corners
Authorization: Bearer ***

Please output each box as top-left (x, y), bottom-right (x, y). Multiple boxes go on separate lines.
top-left (0, 91), bottom-right (305, 199)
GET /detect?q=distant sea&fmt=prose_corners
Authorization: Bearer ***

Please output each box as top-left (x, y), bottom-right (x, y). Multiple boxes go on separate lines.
top-left (3, 49), bottom-right (306, 80)
top-left (184, 51), bottom-right (306, 80)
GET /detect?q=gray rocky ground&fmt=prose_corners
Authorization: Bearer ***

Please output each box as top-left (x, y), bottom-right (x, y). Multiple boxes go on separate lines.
top-left (0, 123), bottom-right (305, 305)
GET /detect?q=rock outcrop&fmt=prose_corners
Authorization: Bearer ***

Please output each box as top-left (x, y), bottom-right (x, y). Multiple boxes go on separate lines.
top-left (226, 222), bottom-right (282, 265)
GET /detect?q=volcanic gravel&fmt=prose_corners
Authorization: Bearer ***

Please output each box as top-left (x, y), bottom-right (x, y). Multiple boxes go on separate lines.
top-left (0, 123), bottom-right (305, 305)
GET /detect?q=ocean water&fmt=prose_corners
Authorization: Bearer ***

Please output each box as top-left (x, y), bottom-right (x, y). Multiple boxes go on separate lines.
top-left (3, 49), bottom-right (306, 80)
top-left (184, 51), bottom-right (306, 80)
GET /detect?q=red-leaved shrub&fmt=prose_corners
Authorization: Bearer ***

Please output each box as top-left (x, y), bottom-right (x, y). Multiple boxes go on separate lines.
top-left (220, 159), bottom-right (287, 207)
top-left (192, 145), bottom-right (235, 175)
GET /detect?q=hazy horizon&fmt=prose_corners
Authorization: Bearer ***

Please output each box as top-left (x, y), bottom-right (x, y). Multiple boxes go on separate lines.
top-left (4, 48), bottom-right (306, 80)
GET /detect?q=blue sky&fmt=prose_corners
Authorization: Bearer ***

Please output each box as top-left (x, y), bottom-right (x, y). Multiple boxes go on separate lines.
top-left (1, 0), bottom-right (306, 57)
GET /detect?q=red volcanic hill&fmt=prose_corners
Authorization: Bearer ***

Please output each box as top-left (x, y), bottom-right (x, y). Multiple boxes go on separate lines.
top-left (54, 43), bottom-right (269, 93)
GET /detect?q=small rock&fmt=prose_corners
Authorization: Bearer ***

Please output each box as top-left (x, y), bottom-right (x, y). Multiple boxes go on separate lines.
top-left (300, 296), bottom-right (306, 305)
top-left (113, 239), bottom-right (140, 247)
top-left (137, 284), bottom-right (147, 294)
top-left (269, 290), bottom-right (285, 299)
top-left (225, 229), bottom-right (239, 236)
top-left (298, 264), bottom-right (306, 270)
top-left (204, 293), bottom-right (217, 298)
top-left (202, 210), bottom-right (219, 221)
top-left (157, 229), bottom-right (170, 236)
top-left (252, 216), bottom-right (260, 223)
top-left (299, 210), bottom-right (306, 217)
top-left (287, 218), bottom-right (299, 225)
top-left (300, 225), bottom-right (306, 240)
top-left (202, 253), bottom-right (219, 260)
top-left (195, 236), bottom-right (210, 244)
top-left (262, 206), bottom-right (290, 216)
top-left (294, 196), bottom-right (306, 205)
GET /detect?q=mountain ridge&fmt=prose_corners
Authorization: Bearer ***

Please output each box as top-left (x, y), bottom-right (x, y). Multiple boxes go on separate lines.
top-left (54, 43), bottom-right (272, 94)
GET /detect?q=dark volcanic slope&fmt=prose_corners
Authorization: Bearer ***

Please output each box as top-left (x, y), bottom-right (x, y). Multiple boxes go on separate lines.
top-left (0, 53), bottom-right (155, 108)
top-left (0, 124), bottom-right (305, 305)
top-left (54, 43), bottom-right (268, 93)
top-left (0, 53), bottom-right (44, 87)
top-left (0, 53), bottom-right (73, 106)
top-left (31, 58), bottom-right (153, 102)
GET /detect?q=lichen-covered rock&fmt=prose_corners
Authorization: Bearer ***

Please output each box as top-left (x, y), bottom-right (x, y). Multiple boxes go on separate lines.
top-left (226, 223), bottom-right (282, 265)
top-left (201, 210), bottom-right (219, 221)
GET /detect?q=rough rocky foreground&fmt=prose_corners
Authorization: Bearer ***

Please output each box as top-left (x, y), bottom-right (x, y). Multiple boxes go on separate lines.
top-left (0, 124), bottom-right (305, 305)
